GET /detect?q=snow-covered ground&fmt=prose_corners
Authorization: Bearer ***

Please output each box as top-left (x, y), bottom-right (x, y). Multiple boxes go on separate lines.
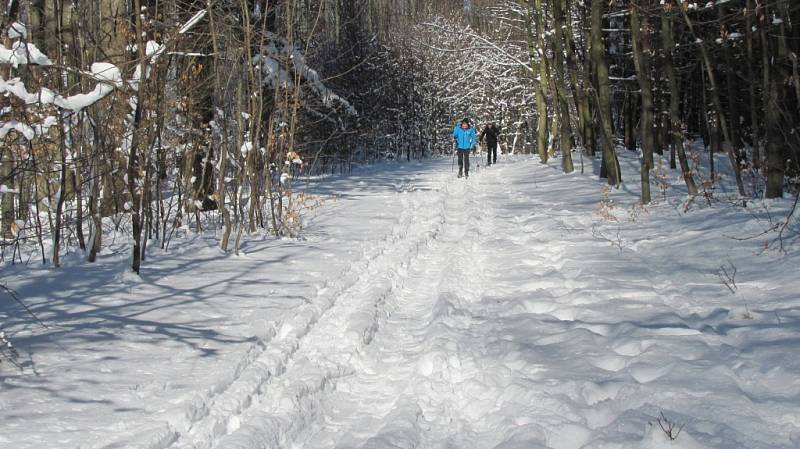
top-left (1, 151), bottom-right (799, 449)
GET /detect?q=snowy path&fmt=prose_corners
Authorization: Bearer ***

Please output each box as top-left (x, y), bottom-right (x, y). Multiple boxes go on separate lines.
top-left (177, 158), bottom-right (799, 449)
top-left (215, 158), bottom-right (797, 449)
top-left (2, 155), bottom-right (799, 449)
top-left (298, 174), bottom-right (493, 448)
top-left (289, 164), bottom-right (597, 449)
top-left (169, 164), bottom-right (515, 449)
top-left (167, 170), bottom-right (456, 449)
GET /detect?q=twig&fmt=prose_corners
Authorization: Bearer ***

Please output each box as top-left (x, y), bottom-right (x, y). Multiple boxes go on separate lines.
top-left (1, 284), bottom-right (48, 329)
top-left (774, 191), bottom-right (800, 253)
top-left (716, 258), bottom-right (737, 294)
top-left (657, 412), bottom-right (685, 441)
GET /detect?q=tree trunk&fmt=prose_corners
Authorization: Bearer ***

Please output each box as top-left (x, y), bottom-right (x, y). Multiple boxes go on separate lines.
top-left (531, 0), bottom-right (549, 163)
top-left (631, 2), bottom-right (653, 203)
top-left (681, 6), bottom-right (746, 198)
top-left (128, 0), bottom-right (146, 274)
top-left (0, 146), bottom-right (14, 239)
top-left (52, 115), bottom-right (68, 267)
top-left (208, 2), bottom-right (233, 252)
top-left (590, 0), bottom-right (620, 185)
top-left (765, 75), bottom-right (785, 198)
top-left (661, 6), bottom-right (698, 195)
top-left (563, 0), bottom-right (590, 152)
top-left (719, 3), bottom-right (742, 162)
top-left (552, 0), bottom-right (574, 173)
top-left (624, 92), bottom-right (637, 152)
top-left (764, 3), bottom-right (787, 198)
top-left (87, 121), bottom-right (103, 263)
top-left (745, 0), bottom-right (760, 166)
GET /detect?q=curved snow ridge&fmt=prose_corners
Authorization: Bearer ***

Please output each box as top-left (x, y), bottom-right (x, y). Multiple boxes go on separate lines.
top-left (179, 177), bottom-right (451, 449)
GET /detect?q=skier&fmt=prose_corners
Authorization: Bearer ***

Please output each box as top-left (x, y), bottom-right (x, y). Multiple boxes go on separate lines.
top-left (479, 122), bottom-right (500, 166)
top-left (452, 118), bottom-right (477, 178)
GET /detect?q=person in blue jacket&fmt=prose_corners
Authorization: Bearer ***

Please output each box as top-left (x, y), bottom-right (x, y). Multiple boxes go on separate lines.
top-left (452, 118), bottom-right (477, 178)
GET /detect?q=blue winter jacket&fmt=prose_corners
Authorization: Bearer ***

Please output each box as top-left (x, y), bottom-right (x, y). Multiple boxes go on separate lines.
top-left (453, 125), bottom-right (477, 151)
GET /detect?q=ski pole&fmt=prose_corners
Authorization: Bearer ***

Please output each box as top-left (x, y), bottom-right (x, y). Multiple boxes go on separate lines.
top-left (451, 141), bottom-right (456, 172)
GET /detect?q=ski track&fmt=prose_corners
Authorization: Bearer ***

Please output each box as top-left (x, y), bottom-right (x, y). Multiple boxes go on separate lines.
top-left (296, 167), bottom-right (493, 448)
top-left (100, 157), bottom-right (796, 449)
top-left (272, 160), bottom-right (790, 449)
top-left (167, 172), bottom-right (451, 449)
top-left (202, 172), bottom-right (458, 449)
top-left (96, 172), bottom-right (445, 449)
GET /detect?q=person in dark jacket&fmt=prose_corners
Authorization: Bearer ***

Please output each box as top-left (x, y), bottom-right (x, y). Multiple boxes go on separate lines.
top-left (479, 123), bottom-right (501, 166)
top-left (452, 118), bottom-right (477, 178)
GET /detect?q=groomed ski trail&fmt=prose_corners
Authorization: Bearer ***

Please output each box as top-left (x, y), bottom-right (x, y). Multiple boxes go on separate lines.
top-left (102, 156), bottom-right (794, 449)
top-left (297, 171), bottom-right (493, 448)
top-left (168, 170), bottom-right (454, 449)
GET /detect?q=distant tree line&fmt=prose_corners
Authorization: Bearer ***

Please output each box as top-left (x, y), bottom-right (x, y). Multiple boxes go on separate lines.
top-left (1, 0), bottom-right (798, 274)
top-left (503, 0), bottom-right (799, 205)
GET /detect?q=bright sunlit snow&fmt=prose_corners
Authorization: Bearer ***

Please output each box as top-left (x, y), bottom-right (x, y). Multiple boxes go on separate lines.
top-left (1, 152), bottom-right (798, 449)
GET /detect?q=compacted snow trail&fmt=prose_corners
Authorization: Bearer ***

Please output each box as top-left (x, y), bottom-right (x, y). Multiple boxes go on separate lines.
top-left (291, 162), bottom-right (599, 449)
top-left (298, 172), bottom-right (494, 448)
top-left (248, 157), bottom-right (797, 449)
top-left (182, 158), bottom-right (798, 449)
top-left (173, 170), bottom-right (460, 449)
top-left (3, 155), bottom-right (799, 449)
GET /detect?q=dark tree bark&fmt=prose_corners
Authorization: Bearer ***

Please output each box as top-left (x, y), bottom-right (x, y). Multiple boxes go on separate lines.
top-left (631, 1), bottom-right (654, 203)
top-left (661, 4), bottom-right (697, 195)
top-left (552, 0), bottom-right (574, 173)
top-left (591, 0), bottom-right (620, 185)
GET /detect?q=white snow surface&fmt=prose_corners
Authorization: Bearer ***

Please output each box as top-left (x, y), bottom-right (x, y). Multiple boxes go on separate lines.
top-left (1, 152), bottom-right (799, 449)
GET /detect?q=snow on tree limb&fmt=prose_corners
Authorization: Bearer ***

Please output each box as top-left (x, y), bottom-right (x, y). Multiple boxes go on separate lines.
top-left (178, 9), bottom-right (208, 35)
top-left (0, 63), bottom-right (122, 114)
top-left (6, 22), bottom-right (27, 39)
top-left (0, 41), bottom-right (52, 67)
top-left (255, 33), bottom-right (357, 116)
top-left (0, 11), bottom-right (207, 140)
top-left (0, 33), bottom-right (119, 139)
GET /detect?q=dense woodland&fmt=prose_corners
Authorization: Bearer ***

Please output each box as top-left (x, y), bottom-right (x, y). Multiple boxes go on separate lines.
top-left (1, 0), bottom-right (799, 273)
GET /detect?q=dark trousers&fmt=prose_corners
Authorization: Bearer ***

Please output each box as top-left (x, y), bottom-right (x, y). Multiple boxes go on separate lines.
top-left (457, 150), bottom-right (470, 175)
top-left (487, 143), bottom-right (497, 165)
